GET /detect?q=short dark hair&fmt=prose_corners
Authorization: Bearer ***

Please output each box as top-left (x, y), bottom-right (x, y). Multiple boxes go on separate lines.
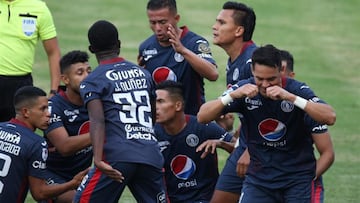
top-left (14, 86), bottom-right (46, 112)
top-left (252, 44), bottom-right (282, 70)
top-left (223, 1), bottom-right (256, 41)
top-left (60, 50), bottom-right (89, 74)
top-left (156, 80), bottom-right (184, 102)
top-left (147, 0), bottom-right (177, 14)
top-left (280, 49), bottom-right (294, 72)
top-left (88, 20), bottom-right (119, 52)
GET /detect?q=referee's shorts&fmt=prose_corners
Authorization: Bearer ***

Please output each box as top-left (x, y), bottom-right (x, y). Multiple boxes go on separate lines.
top-left (0, 74), bottom-right (33, 122)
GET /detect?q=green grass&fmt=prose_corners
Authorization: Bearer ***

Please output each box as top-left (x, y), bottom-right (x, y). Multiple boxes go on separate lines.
top-left (27, 0), bottom-right (360, 202)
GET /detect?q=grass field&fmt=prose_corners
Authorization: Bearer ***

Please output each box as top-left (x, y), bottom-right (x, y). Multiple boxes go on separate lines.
top-left (27, 0), bottom-right (360, 202)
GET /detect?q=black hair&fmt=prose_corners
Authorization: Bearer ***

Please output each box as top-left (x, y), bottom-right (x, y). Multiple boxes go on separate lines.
top-left (280, 49), bottom-right (294, 72)
top-left (156, 80), bottom-right (184, 102)
top-left (14, 86), bottom-right (46, 112)
top-left (147, 0), bottom-right (177, 14)
top-left (88, 20), bottom-right (119, 53)
top-left (223, 1), bottom-right (256, 41)
top-left (60, 50), bottom-right (89, 74)
top-left (252, 44), bottom-right (282, 70)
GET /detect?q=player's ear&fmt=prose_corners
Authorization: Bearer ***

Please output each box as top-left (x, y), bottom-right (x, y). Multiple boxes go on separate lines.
top-left (235, 26), bottom-right (244, 37)
top-left (175, 100), bottom-right (183, 112)
top-left (88, 45), bottom-right (95, 53)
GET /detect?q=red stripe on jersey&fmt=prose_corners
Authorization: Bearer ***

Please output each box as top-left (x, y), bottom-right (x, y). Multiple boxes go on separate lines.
top-left (79, 168), bottom-right (103, 203)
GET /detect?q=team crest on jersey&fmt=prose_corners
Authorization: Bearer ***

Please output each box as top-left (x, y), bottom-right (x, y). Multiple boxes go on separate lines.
top-left (197, 41), bottom-right (211, 53)
top-left (42, 148), bottom-right (48, 161)
top-left (186, 134), bottom-right (199, 147)
top-left (258, 118), bottom-right (286, 142)
top-left (22, 18), bottom-right (36, 36)
top-left (232, 68), bottom-right (239, 82)
top-left (280, 101), bottom-right (294, 112)
top-left (171, 155), bottom-right (196, 180)
top-left (174, 52), bottom-right (184, 62)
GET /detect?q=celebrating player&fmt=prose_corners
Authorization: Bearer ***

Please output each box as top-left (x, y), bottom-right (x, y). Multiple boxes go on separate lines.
top-left (138, 0), bottom-right (218, 115)
top-left (198, 44), bottom-right (336, 202)
top-left (74, 20), bottom-right (166, 203)
top-left (0, 86), bottom-right (87, 202)
top-left (42, 50), bottom-right (93, 203)
top-left (155, 80), bottom-right (234, 202)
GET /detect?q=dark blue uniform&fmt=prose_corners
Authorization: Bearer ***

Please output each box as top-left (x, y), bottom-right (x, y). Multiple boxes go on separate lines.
top-left (139, 26), bottom-right (216, 115)
top-left (74, 57), bottom-right (166, 203)
top-left (44, 87), bottom-right (92, 183)
top-left (215, 41), bottom-right (257, 194)
top-left (225, 41), bottom-right (257, 87)
top-left (224, 77), bottom-right (328, 203)
top-left (156, 115), bottom-right (232, 203)
top-left (0, 119), bottom-right (48, 203)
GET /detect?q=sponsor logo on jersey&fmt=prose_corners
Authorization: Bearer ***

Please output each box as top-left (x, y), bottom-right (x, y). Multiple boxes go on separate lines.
top-left (142, 48), bottom-right (158, 62)
top-left (245, 97), bottom-right (262, 110)
top-left (185, 134), bottom-right (199, 147)
top-left (157, 191), bottom-right (166, 203)
top-left (258, 119), bottom-right (286, 142)
top-left (152, 66), bottom-right (177, 84)
top-left (158, 140), bottom-right (170, 152)
top-left (22, 18), bottom-right (36, 36)
top-left (49, 114), bottom-right (61, 124)
top-left (64, 109), bottom-right (80, 122)
top-left (171, 155), bottom-right (196, 180)
top-left (105, 69), bottom-right (146, 81)
top-left (78, 121), bottom-right (90, 135)
top-left (312, 124), bottom-right (328, 132)
top-left (280, 100), bottom-right (294, 112)
top-left (32, 161), bottom-right (46, 169)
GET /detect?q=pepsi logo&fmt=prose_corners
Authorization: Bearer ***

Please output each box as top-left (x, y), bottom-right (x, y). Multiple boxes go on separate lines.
top-left (152, 66), bottom-right (177, 84)
top-left (258, 119), bottom-right (286, 141)
top-left (78, 121), bottom-right (90, 135)
top-left (170, 155), bottom-right (196, 180)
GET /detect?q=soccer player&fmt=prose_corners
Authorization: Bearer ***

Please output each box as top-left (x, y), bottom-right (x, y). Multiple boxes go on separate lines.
top-left (0, 0), bottom-right (61, 122)
top-left (210, 2), bottom-right (257, 202)
top-left (0, 86), bottom-right (87, 202)
top-left (280, 49), bottom-right (334, 203)
top-left (42, 50), bottom-right (93, 202)
top-left (197, 44), bottom-right (336, 203)
top-left (138, 0), bottom-right (218, 115)
top-left (74, 20), bottom-right (166, 203)
top-left (155, 80), bottom-right (234, 202)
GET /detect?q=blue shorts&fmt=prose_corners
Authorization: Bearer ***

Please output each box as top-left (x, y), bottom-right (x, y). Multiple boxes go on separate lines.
top-left (311, 176), bottom-right (324, 203)
top-left (240, 179), bottom-right (312, 203)
top-left (215, 146), bottom-right (245, 193)
top-left (74, 162), bottom-right (166, 203)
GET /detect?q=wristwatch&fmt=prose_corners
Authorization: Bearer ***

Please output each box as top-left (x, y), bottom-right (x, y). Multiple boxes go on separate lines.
top-left (49, 89), bottom-right (57, 95)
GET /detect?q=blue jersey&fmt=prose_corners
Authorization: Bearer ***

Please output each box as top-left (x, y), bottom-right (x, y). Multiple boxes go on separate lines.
top-left (224, 77), bottom-right (328, 188)
top-left (80, 57), bottom-right (163, 169)
top-left (44, 87), bottom-right (92, 181)
top-left (156, 115), bottom-right (232, 202)
top-left (0, 119), bottom-right (48, 203)
top-left (226, 41), bottom-right (257, 87)
top-left (139, 26), bottom-right (216, 115)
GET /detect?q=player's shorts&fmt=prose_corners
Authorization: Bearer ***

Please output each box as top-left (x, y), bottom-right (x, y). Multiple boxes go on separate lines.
top-left (239, 179), bottom-right (312, 203)
top-left (74, 162), bottom-right (167, 203)
top-left (37, 170), bottom-right (68, 203)
top-left (215, 146), bottom-right (245, 194)
top-left (311, 176), bottom-right (324, 203)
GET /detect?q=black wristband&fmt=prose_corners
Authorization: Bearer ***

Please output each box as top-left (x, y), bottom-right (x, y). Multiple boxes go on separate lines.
top-left (49, 89), bottom-right (57, 94)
